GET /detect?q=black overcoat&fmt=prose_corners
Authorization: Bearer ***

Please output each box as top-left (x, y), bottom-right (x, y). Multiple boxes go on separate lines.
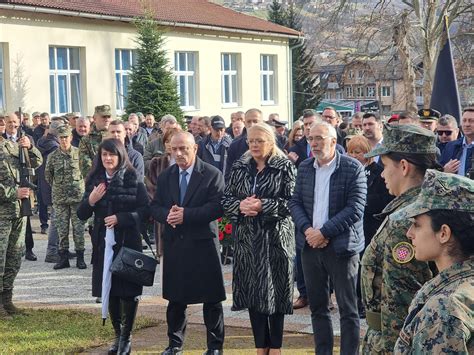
top-left (150, 157), bottom-right (226, 304)
top-left (77, 168), bottom-right (149, 298)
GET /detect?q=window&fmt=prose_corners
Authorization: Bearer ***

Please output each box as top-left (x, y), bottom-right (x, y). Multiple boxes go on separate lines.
top-left (357, 70), bottom-right (364, 79)
top-left (221, 53), bottom-right (239, 106)
top-left (336, 90), bottom-right (343, 100)
top-left (174, 52), bottom-right (197, 110)
top-left (115, 49), bottom-right (136, 113)
top-left (381, 86), bottom-right (391, 97)
top-left (0, 45), bottom-right (4, 111)
top-left (348, 70), bottom-right (354, 79)
top-left (366, 86), bottom-right (376, 98)
top-left (356, 86), bottom-right (364, 98)
top-left (345, 86), bottom-right (353, 98)
top-left (49, 47), bottom-right (82, 115)
top-left (260, 54), bottom-right (276, 104)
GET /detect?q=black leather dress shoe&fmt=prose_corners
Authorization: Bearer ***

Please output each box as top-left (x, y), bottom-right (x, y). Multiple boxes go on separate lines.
top-left (161, 347), bottom-right (183, 355)
top-left (203, 350), bottom-right (223, 355)
top-left (25, 250), bottom-right (37, 261)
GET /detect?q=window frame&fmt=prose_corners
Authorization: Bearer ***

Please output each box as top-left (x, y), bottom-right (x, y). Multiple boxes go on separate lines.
top-left (381, 86), bottom-right (391, 97)
top-left (115, 49), bottom-right (136, 114)
top-left (221, 53), bottom-right (239, 107)
top-left (260, 54), bottom-right (276, 105)
top-left (49, 46), bottom-right (82, 115)
top-left (174, 51), bottom-right (197, 111)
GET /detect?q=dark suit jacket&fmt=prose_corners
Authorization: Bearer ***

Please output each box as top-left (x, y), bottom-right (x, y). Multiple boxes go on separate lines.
top-left (150, 157), bottom-right (226, 304)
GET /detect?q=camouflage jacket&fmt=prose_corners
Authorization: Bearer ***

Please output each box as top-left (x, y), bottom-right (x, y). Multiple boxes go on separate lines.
top-left (78, 124), bottom-right (107, 178)
top-left (395, 256), bottom-right (474, 354)
top-left (0, 137), bottom-right (43, 219)
top-left (361, 186), bottom-right (433, 354)
top-left (45, 146), bottom-right (84, 204)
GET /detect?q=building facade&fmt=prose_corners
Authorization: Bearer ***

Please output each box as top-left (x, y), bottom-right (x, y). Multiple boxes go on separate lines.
top-left (0, 0), bottom-right (300, 121)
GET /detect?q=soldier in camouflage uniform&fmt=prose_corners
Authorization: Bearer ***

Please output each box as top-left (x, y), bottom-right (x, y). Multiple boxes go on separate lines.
top-left (78, 105), bottom-right (111, 178)
top-left (0, 114), bottom-right (43, 319)
top-left (361, 124), bottom-right (438, 354)
top-left (391, 170), bottom-right (474, 354)
top-left (45, 125), bottom-right (86, 270)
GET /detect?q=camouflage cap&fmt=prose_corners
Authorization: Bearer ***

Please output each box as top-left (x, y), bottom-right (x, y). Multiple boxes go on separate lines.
top-left (94, 105), bottom-right (111, 117)
top-left (32, 111), bottom-right (41, 118)
top-left (56, 125), bottom-right (72, 137)
top-left (391, 169), bottom-right (474, 221)
top-left (344, 128), bottom-right (363, 140)
top-left (418, 108), bottom-right (441, 122)
top-left (66, 112), bottom-right (81, 118)
top-left (365, 123), bottom-right (437, 158)
top-left (49, 120), bottom-right (65, 136)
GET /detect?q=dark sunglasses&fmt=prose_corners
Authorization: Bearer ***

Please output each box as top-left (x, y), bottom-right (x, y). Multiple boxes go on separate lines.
top-left (437, 130), bottom-right (453, 136)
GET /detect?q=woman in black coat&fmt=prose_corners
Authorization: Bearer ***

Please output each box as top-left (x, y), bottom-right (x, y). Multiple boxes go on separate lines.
top-left (77, 138), bottom-right (149, 355)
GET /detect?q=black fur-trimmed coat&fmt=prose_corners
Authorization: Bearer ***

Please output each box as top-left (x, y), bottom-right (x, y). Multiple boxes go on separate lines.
top-left (77, 168), bottom-right (149, 298)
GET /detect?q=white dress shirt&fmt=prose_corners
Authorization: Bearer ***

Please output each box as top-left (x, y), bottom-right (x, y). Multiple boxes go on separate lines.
top-left (312, 155), bottom-right (336, 230)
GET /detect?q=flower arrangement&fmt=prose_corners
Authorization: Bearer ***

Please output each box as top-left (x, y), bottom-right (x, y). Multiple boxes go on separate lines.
top-left (217, 217), bottom-right (233, 247)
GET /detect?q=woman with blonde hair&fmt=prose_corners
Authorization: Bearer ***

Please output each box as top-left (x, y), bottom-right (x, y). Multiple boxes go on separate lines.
top-left (222, 123), bottom-right (296, 355)
top-left (284, 120), bottom-right (303, 151)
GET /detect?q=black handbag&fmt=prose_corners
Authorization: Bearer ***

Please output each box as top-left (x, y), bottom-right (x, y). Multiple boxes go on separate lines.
top-left (110, 238), bottom-right (158, 287)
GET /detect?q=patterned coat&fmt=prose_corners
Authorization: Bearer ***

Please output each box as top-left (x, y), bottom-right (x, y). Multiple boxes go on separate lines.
top-left (361, 186), bottom-right (433, 354)
top-left (222, 154), bottom-right (296, 315)
top-left (45, 146), bottom-right (84, 205)
top-left (0, 137), bottom-right (43, 220)
top-left (394, 256), bottom-right (474, 354)
top-left (78, 124), bottom-right (107, 178)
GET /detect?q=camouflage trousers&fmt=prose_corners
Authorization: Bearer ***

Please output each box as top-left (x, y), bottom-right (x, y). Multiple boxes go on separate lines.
top-left (0, 217), bottom-right (26, 293)
top-left (55, 203), bottom-right (85, 252)
top-left (362, 328), bottom-right (383, 354)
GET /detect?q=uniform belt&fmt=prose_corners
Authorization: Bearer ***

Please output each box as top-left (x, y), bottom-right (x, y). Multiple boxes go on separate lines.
top-left (366, 311), bottom-right (382, 331)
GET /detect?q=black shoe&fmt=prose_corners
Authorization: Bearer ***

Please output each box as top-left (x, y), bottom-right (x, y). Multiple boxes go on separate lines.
top-left (117, 298), bottom-right (139, 355)
top-left (161, 347), bottom-right (183, 355)
top-left (203, 350), bottom-right (223, 355)
top-left (25, 250), bottom-right (37, 261)
top-left (68, 251), bottom-right (77, 259)
top-left (53, 251), bottom-right (70, 270)
top-left (76, 250), bottom-right (87, 269)
top-left (44, 254), bottom-right (60, 263)
top-left (41, 227), bottom-right (48, 234)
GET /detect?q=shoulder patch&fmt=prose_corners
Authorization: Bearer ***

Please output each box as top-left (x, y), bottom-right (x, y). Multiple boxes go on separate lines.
top-left (393, 241), bottom-right (415, 264)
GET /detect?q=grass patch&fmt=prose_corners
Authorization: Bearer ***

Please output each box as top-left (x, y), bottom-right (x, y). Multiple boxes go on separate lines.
top-left (0, 308), bottom-right (158, 353)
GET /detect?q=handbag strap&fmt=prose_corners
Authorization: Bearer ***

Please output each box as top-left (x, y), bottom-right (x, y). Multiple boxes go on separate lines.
top-left (142, 232), bottom-right (157, 259)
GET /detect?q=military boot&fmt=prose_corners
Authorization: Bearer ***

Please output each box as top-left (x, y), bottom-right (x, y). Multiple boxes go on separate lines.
top-left (117, 297), bottom-right (139, 355)
top-left (76, 250), bottom-right (87, 269)
top-left (53, 250), bottom-right (70, 270)
top-left (108, 296), bottom-right (122, 354)
top-left (2, 290), bottom-right (23, 315)
top-left (0, 293), bottom-right (13, 320)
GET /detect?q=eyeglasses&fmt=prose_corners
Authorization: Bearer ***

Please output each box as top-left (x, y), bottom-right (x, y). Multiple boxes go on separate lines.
top-left (322, 115), bottom-right (337, 120)
top-left (437, 130), bottom-right (453, 136)
top-left (307, 135), bottom-right (330, 142)
top-left (246, 139), bottom-right (267, 145)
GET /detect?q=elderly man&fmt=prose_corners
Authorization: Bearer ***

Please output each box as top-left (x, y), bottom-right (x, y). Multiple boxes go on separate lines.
top-left (151, 132), bottom-right (226, 355)
top-left (78, 105), bottom-right (111, 178)
top-left (72, 117), bottom-right (91, 148)
top-left (437, 114), bottom-right (460, 155)
top-left (225, 111), bottom-right (244, 139)
top-left (141, 113), bottom-right (160, 139)
top-left (0, 114), bottom-right (43, 318)
top-left (197, 115), bottom-right (232, 175)
top-left (289, 121), bottom-right (366, 355)
top-left (440, 107), bottom-right (474, 176)
top-left (189, 115), bottom-right (202, 142)
top-left (107, 120), bottom-right (144, 182)
top-left (321, 106), bottom-right (346, 145)
top-left (232, 120), bottom-right (244, 138)
top-left (225, 108), bottom-right (264, 181)
top-left (198, 116), bottom-right (211, 138)
top-left (128, 113), bottom-right (148, 149)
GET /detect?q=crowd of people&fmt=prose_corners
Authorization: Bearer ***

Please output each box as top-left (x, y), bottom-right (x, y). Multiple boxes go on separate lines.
top-left (0, 104), bottom-right (473, 355)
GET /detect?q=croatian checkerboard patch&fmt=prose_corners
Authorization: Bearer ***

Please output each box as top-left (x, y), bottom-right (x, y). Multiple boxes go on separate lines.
top-left (392, 242), bottom-right (415, 264)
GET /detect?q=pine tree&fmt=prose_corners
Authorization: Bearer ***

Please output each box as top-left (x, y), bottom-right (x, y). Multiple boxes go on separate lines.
top-left (268, 2), bottom-right (324, 119)
top-left (267, 0), bottom-right (286, 26)
top-left (126, 18), bottom-right (183, 124)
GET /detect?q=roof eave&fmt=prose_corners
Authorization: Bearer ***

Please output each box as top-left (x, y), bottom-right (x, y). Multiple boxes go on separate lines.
top-left (0, 3), bottom-right (302, 40)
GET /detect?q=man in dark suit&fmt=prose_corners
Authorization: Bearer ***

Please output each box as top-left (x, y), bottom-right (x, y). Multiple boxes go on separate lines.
top-left (151, 132), bottom-right (226, 355)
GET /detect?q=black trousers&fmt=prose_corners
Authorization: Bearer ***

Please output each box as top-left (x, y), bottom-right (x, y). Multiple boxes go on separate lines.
top-left (166, 301), bottom-right (224, 350)
top-left (248, 309), bottom-right (284, 349)
top-left (25, 216), bottom-right (34, 251)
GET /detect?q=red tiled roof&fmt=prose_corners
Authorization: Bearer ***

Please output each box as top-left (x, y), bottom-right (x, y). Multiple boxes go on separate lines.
top-left (0, 0), bottom-right (301, 37)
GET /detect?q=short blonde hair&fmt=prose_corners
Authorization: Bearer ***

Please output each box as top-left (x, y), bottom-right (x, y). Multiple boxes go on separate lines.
top-left (243, 123), bottom-right (286, 161)
top-left (347, 135), bottom-right (373, 163)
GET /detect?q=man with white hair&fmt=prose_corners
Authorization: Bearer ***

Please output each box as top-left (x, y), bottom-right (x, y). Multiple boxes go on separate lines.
top-left (128, 113), bottom-right (148, 149)
top-left (289, 121), bottom-right (366, 355)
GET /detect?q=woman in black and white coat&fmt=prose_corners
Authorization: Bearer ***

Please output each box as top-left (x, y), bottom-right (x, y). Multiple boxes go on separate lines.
top-left (222, 123), bottom-right (296, 355)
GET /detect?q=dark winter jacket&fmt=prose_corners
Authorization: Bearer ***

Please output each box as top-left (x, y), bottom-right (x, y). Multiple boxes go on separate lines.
top-left (197, 134), bottom-right (232, 175)
top-left (126, 139), bottom-right (144, 182)
top-left (439, 137), bottom-right (465, 166)
top-left (289, 152), bottom-right (367, 257)
top-left (36, 134), bottom-right (59, 206)
top-left (77, 168), bottom-right (149, 298)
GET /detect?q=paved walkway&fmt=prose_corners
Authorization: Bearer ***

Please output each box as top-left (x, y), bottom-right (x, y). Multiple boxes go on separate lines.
top-left (15, 217), bottom-right (367, 352)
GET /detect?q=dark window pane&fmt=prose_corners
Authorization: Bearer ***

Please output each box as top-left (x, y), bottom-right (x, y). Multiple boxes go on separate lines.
top-left (121, 50), bottom-right (131, 70)
top-left (69, 48), bottom-right (80, 70)
top-left (49, 47), bottom-right (55, 70)
top-left (115, 49), bottom-right (120, 71)
top-left (49, 75), bottom-right (56, 113)
top-left (58, 75), bottom-right (68, 113)
top-left (56, 48), bottom-right (68, 70)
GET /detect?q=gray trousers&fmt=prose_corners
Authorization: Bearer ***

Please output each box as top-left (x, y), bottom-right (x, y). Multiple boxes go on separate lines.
top-left (302, 244), bottom-right (360, 355)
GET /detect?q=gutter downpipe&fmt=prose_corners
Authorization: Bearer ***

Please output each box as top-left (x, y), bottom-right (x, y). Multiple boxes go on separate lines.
top-left (289, 35), bottom-right (305, 124)
top-left (0, 4), bottom-right (301, 40)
